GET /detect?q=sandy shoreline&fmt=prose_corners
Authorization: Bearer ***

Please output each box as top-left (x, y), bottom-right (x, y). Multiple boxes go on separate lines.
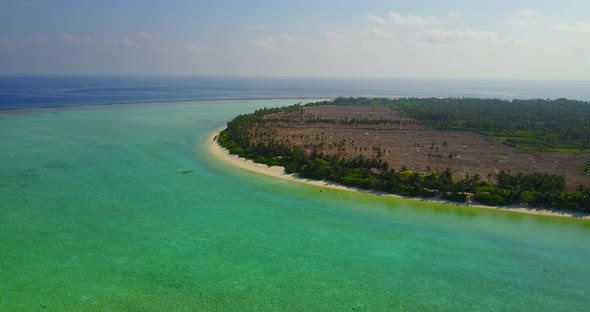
top-left (208, 132), bottom-right (590, 219)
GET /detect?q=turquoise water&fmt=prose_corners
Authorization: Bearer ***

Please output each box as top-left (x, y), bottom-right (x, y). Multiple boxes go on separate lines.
top-left (1, 100), bottom-right (589, 311)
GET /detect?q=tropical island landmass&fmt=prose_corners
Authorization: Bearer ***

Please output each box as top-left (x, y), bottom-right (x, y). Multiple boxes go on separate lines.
top-left (216, 97), bottom-right (590, 214)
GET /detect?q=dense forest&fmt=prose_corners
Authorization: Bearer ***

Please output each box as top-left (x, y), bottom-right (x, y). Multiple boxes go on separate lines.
top-left (218, 98), bottom-right (590, 213)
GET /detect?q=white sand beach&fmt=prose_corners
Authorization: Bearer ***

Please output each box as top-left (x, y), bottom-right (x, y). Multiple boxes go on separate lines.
top-left (208, 132), bottom-right (590, 219)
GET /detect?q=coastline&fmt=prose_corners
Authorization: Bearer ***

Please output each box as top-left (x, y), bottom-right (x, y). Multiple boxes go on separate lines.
top-left (0, 97), bottom-right (332, 112)
top-left (208, 132), bottom-right (590, 219)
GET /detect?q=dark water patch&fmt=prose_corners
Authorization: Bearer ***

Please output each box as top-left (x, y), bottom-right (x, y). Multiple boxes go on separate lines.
top-left (0, 168), bottom-right (39, 188)
top-left (43, 162), bottom-right (72, 170)
top-left (106, 205), bottom-right (135, 218)
top-left (138, 272), bottom-right (194, 291)
top-left (178, 170), bottom-right (194, 174)
top-left (100, 144), bottom-right (125, 152)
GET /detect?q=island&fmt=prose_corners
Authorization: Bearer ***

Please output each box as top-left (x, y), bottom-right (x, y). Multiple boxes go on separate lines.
top-left (216, 97), bottom-right (590, 214)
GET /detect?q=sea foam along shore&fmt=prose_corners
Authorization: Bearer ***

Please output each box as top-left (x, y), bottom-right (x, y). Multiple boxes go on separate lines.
top-left (208, 132), bottom-right (590, 219)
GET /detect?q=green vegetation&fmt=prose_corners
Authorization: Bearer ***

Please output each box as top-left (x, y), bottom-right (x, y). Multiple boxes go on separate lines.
top-left (218, 99), bottom-right (590, 213)
top-left (387, 97), bottom-right (590, 151)
top-left (309, 97), bottom-right (590, 151)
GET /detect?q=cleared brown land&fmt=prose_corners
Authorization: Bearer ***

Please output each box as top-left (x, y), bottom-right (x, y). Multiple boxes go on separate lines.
top-left (261, 105), bottom-right (590, 191)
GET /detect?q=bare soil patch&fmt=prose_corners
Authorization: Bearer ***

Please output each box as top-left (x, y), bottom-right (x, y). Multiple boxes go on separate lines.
top-left (262, 105), bottom-right (590, 191)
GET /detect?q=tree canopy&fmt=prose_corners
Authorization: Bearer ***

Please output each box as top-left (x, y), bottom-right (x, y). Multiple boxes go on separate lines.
top-left (218, 97), bottom-right (590, 213)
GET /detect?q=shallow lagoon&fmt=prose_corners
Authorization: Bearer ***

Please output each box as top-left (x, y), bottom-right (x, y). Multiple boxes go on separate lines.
top-left (1, 100), bottom-right (589, 311)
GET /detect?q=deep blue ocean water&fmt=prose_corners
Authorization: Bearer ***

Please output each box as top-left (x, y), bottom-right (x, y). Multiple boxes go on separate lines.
top-left (1, 75), bottom-right (590, 109)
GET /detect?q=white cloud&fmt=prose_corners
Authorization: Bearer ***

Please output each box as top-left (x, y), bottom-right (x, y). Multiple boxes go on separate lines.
top-left (136, 32), bottom-right (157, 39)
top-left (324, 31), bottom-right (353, 46)
top-left (280, 33), bottom-right (295, 45)
top-left (447, 11), bottom-right (462, 19)
top-left (121, 37), bottom-right (141, 48)
top-left (246, 24), bottom-right (265, 32)
top-left (506, 39), bottom-right (529, 49)
top-left (0, 36), bottom-right (50, 49)
top-left (502, 38), bottom-right (540, 55)
top-left (27, 37), bottom-right (48, 45)
top-left (553, 22), bottom-right (590, 34)
top-left (389, 11), bottom-right (439, 27)
top-left (367, 14), bottom-right (385, 24)
top-left (325, 31), bottom-right (344, 40)
top-left (154, 42), bottom-right (206, 55)
top-left (0, 37), bottom-right (14, 50)
top-left (60, 33), bottom-right (94, 45)
top-left (425, 29), bottom-right (497, 42)
top-left (510, 10), bottom-right (540, 27)
top-left (15, 0), bottom-right (47, 7)
top-left (184, 43), bottom-right (203, 54)
top-left (369, 27), bottom-right (394, 39)
top-left (569, 43), bottom-right (590, 52)
top-left (0, 36), bottom-right (11, 44)
top-left (247, 33), bottom-right (295, 49)
top-left (248, 36), bottom-right (276, 49)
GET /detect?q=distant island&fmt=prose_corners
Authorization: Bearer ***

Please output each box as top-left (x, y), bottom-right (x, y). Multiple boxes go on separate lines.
top-left (218, 97), bottom-right (590, 213)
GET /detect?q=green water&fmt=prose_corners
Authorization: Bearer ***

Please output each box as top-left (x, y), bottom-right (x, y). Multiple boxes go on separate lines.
top-left (1, 101), bottom-right (589, 311)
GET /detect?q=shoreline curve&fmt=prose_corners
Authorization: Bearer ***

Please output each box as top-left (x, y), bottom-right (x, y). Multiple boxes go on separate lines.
top-left (208, 131), bottom-right (590, 220)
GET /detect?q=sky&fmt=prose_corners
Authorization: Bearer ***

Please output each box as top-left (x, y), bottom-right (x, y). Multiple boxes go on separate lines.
top-left (1, 0), bottom-right (590, 79)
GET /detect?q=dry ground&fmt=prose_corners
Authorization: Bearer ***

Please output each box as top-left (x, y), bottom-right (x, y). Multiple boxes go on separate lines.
top-left (263, 105), bottom-right (590, 191)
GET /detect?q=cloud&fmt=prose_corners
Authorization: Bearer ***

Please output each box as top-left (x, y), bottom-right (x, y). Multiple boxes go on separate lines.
top-left (121, 37), bottom-right (141, 48)
top-left (367, 14), bottom-right (385, 25)
top-left (0, 36), bottom-right (50, 49)
top-left (324, 31), bottom-right (353, 46)
top-left (447, 11), bottom-right (462, 19)
top-left (369, 27), bottom-right (394, 39)
top-left (280, 33), bottom-right (295, 45)
top-left (183, 43), bottom-right (203, 54)
top-left (248, 35), bottom-right (278, 49)
top-left (27, 37), bottom-right (48, 45)
top-left (0, 37), bottom-right (13, 50)
top-left (569, 43), bottom-right (590, 53)
top-left (510, 10), bottom-right (540, 27)
top-left (59, 32), bottom-right (155, 50)
top-left (247, 33), bottom-right (295, 49)
top-left (503, 38), bottom-right (540, 55)
top-left (553, 22), bottom-right (590, 34)
top-left (14, 0), bottom-right (47, 7)
top-left (60, 33), bottom-right (94, 45)
top-left (60, 33), bottom-right (77, 43)
top-left (246, 24), bottom-right (265, 32)
top-left (425, 29), bottom-right (498, 42)
top-left (389, 11), bottom-right (439, 27)
top-left (136, 32), bottom-right (157, 39)
top-left (325, 31), bottom-right (344, 40)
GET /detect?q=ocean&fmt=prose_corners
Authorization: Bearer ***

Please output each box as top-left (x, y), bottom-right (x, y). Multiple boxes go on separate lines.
top-left (0, 76), bottom-right (589, 311)
top-left (2, 75), bottom-right (590, 110)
